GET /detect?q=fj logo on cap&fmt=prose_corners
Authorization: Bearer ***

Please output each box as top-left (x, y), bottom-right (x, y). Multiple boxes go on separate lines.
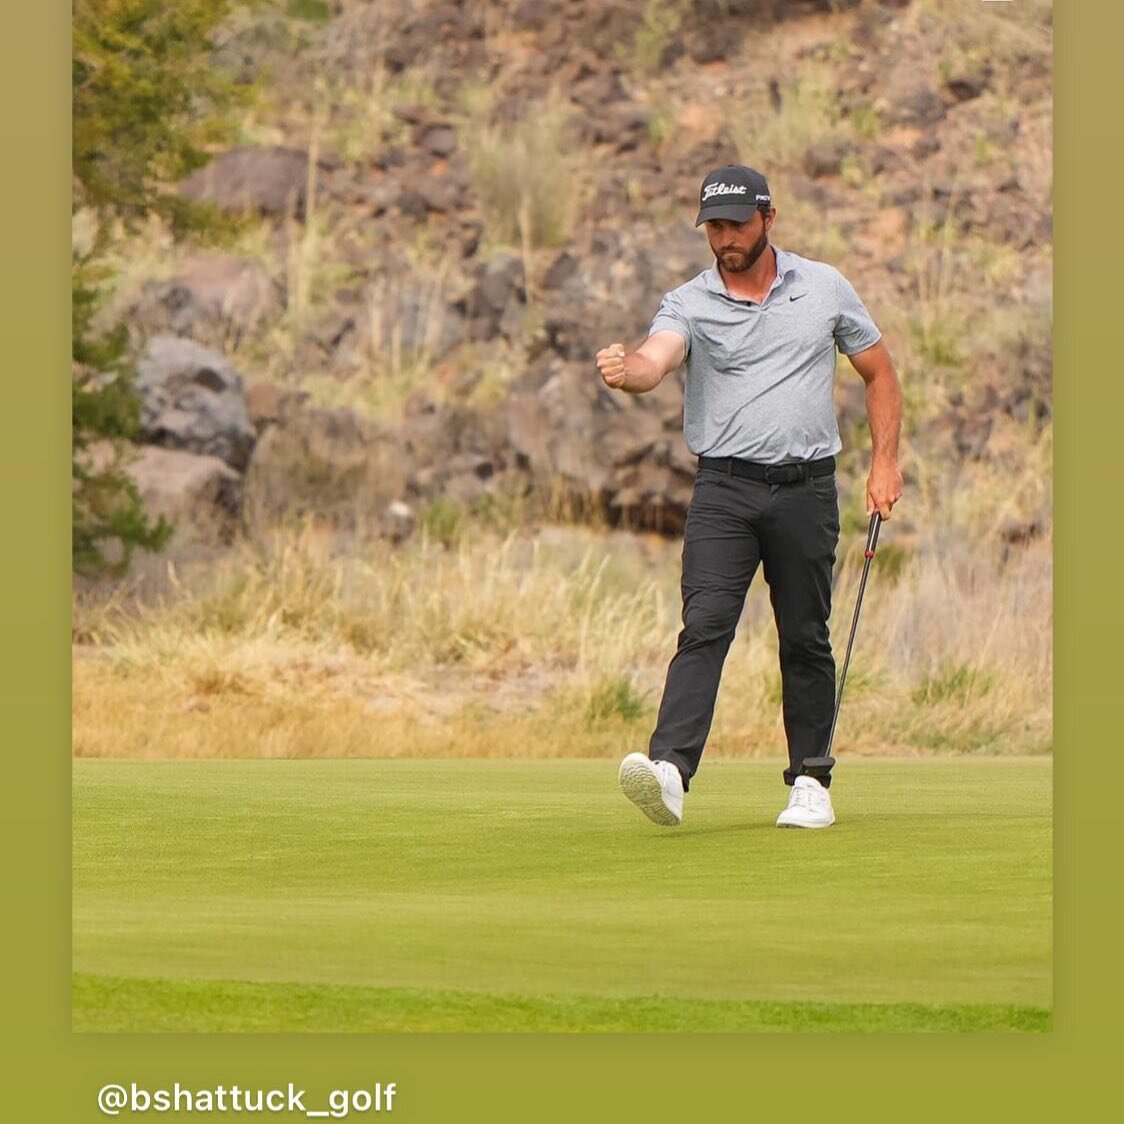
top-left (702, 182), bottom-right (748, 201)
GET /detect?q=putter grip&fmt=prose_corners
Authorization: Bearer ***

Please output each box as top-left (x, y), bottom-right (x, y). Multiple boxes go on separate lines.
top-left (865, 512), bottom-right (882, 558)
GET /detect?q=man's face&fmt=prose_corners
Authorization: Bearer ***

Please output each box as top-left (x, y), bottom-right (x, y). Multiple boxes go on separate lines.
top-left (705, 209), bottom-right (773, 273)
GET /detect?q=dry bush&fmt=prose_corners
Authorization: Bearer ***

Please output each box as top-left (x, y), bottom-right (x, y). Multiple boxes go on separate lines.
top-left (615, 0), bottom-right (690, 76)
top-left (729, 58), bottom-right (849, 174)
top-left (915, 0), bottom-right (1052, 85)
top-left (74, 511), bottom-right (1051, 761)
top-left (463, 87), bottom-right (589, 252)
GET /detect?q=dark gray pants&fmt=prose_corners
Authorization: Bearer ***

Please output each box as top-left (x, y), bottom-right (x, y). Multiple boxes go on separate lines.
top-left (649, 464), bottom-right (840, 790)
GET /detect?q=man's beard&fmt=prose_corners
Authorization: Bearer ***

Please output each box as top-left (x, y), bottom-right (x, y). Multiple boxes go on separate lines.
top-left (717, 228), bottom-right (770, 273)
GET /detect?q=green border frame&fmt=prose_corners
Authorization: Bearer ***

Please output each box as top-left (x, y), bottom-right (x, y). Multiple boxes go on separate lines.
top-left (4, 1), bottom-right (1114, 1118)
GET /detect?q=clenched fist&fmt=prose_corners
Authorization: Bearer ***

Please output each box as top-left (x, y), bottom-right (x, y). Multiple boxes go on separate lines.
top-left (596, 343), bottom-right (628, 390)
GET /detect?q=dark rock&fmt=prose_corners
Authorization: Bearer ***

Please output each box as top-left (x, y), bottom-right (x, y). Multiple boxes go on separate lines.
top-left (911, 134), bottom-right (941, 160)
top-left (803, 140), bottom-right (855, 178)
top-left (413, 174), bottom-right (462, 214)
top-left (944, 67), bottom-right (991, 102)
top-left (479, 256), bottom-right (525, 312)
top-left (395, 189), bottom-right (430, 221)
top-left (415, 123), bottom-right (458, 157)
top-left (375, 146), bottom-right (409, 170)
top-left (512, 0), bottom-right (552, 32)
top-left (178, 146), bottom-right (310, 219)
top-left (459, 254), bottom-right (526, 340)
top-left (128, 255), bottom-right (283, 350)
top-left (542, 252), bottom-right (581, 290)
top-left (393, 103), bottom-right (434, 127)
top-left (688, 25), bottom-right (733, 65)
top-left (571, 70), bottom-right (629, 110)
top-left (659, 39), bottom-right (687, 68)
top-left (892, 87), bottom-right (947, 127)
top-left (604, 109), bottom-right (653, 153)
top-left (887, 185), bottom-right (922, 207)
top-left (134, 336), bottom-right (256, 471)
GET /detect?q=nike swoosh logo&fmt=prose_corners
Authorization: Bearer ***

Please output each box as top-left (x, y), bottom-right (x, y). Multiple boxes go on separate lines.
top-left (789, 291), bottom-right (807, 301)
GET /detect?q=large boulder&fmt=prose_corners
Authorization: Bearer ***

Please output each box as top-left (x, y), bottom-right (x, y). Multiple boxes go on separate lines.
top-left (506, 361), bottom-right (693, 533)
top-left (178, 146), bottom-right (312, 219)
top-left (125, 446), bottom-right (243, 547)
top-left (458, 254), bottom-right (526, 342)
top-left (134, 336), bottom-right (256, 471)
top-left (128, 254), bottom-right (283, 350)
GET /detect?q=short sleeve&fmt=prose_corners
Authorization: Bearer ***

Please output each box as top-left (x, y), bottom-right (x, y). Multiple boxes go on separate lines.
top-left (833, 270), bottom-right (882, 356)
top-left (649, 291), bottom-right (692, 358)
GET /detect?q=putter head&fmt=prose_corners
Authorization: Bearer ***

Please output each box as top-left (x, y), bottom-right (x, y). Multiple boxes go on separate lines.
top-left (800, 756), bottom-right (835, 779)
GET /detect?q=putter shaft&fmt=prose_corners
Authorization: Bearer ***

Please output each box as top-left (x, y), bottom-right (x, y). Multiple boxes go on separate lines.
top-left (825, 512), bottom-right (881, 755)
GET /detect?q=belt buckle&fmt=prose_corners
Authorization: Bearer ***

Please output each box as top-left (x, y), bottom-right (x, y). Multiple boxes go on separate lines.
top-left (765, 463), bottom-right (802, 485)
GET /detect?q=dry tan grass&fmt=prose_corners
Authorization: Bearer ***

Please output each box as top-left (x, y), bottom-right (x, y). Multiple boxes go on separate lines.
top-left (730, 59), bottom-right (848, 175)
top-left (73, 513), bottom-right (1051, 761)
top-left (462, 86), bottom-right (590, 252)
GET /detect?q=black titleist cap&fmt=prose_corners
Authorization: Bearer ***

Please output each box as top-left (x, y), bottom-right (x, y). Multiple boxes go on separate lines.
top-left (695, 165), bottom-right (772, 226)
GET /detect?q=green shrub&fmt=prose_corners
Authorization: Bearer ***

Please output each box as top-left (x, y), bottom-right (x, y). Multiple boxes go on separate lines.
top-left (419, 497), bottom-right (465, 548)
top-left (72, 0), bottom-right (258, 576)
top-left (615, 0), bottom-right (688, 76)
top-left (286, 0), bottom-right (330, 22)
top-left (911, 663), bottom-right (994, 706)
top-left (587, 679), bottom-right (650, 724)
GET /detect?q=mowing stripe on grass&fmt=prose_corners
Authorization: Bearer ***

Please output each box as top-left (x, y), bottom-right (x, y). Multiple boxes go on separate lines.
top-left (72, 974), bottom-right (1050, 1034)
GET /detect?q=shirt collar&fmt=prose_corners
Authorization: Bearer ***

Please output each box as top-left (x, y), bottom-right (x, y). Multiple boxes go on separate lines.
top-left (705, 246), bottom-right (797, 299)
top-left (773, 246), bottom-right (797, 279)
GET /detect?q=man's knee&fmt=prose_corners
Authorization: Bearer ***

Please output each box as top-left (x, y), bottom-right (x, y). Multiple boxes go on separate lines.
top-left (681, 597), bottom-right (741, 646)
top-left (778, 618), bottom-right (831, 662)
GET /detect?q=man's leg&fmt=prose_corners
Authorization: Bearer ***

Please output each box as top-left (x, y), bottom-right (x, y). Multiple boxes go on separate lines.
top-left (648, 472), bottom-right (763, 789)
top-left (760, 475), bottom-right (840, 788)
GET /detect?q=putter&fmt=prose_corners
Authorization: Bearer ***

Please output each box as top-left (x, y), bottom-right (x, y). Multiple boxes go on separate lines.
top-left (801, 511), bottom-right (882, 778)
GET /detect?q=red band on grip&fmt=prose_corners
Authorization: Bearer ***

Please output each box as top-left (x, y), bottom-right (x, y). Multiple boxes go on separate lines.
top-left (864, 550), bottom-right (875, 559)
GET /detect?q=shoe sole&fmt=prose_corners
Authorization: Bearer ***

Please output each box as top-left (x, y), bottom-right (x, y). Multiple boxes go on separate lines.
top-left (619, 756), bottom-right (681, 826)
top-left (776, 817), bottom-right (836, 829)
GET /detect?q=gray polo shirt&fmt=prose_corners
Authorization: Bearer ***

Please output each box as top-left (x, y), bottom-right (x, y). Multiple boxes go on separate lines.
top-left (648, 246), bottom-right (882, 462)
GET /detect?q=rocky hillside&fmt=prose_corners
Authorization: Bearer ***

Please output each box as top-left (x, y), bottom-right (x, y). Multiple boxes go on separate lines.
top-left (84, 0), bottom-right (1053, 557)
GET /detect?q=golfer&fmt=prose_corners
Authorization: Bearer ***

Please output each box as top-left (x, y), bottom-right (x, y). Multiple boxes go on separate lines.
top-left (597, 165), bottom-right (903, 829)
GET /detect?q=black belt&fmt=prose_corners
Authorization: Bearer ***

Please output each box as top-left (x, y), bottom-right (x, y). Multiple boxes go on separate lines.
top-left (697, 455), bottom-right (835, 484)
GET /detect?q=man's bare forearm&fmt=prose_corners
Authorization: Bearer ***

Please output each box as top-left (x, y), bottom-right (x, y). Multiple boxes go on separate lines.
top-left (616, 350), bottom-right (666, 394)
top-left (865, 368), bottom-right (902, 465)
top-left (596, 331), bottom-right (684, 394)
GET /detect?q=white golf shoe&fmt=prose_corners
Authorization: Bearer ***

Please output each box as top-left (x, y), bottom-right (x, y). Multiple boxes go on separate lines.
top-left (618, 753), bottom-right (684, 826)
top-left (776, 775), bottom-right (835, 829)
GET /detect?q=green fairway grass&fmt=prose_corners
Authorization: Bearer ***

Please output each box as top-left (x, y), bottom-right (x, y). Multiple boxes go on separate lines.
top-left (72, 759), bottom-right (1051, 1033)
